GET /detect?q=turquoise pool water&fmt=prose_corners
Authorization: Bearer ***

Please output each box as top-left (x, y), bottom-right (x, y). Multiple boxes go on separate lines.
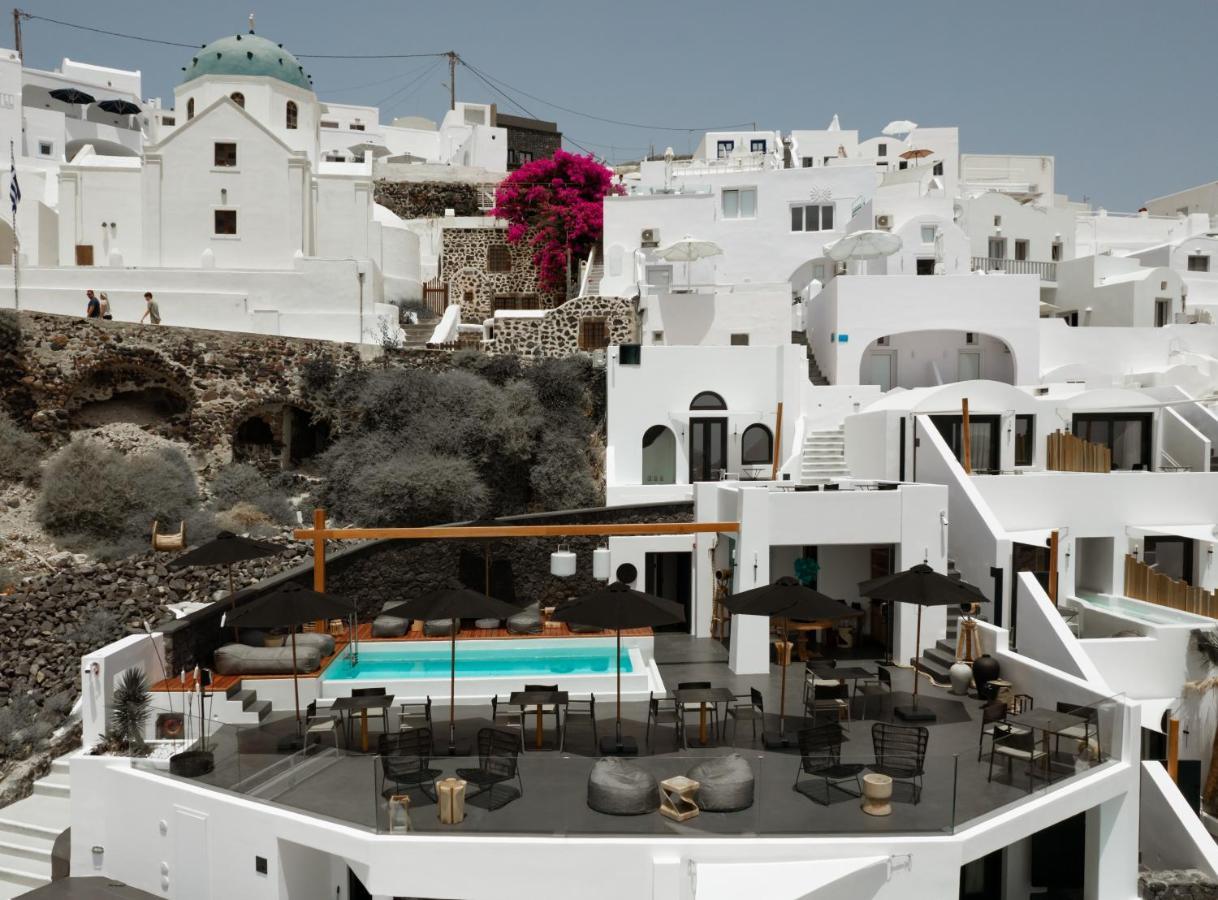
top-left (323, 642), bottom-right (633, 681)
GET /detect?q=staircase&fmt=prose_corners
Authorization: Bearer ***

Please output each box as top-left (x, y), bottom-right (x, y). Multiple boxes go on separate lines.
top-left (0, 756), bottom-right (71, 899)
top-left (583, 262), bottom-right (604, 297)
top-left (807, 349), bottom-right (830, 386)
top-left (150, 680), bottom-right (271, 727)
top-left (918, 584), bottom-right (986, 687)
top-left (400, 321), bottom-right (435, 349)
top-left (800, 427), bottom-right (849, 483)
top-left (224, 682), bottom-right (273, 724)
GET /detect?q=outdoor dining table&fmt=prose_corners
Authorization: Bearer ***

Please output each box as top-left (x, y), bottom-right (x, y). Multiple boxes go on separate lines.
top-left (820, 666), bottom-right (876, 696)
top-left (332, 693), bottom-right (396, 752)
top-left (1003, 707), bottom-right (1089, 781)
top-left (508, 690), bottom-right (568, 750)
top-left (672, 687), bottom-right (736, 747)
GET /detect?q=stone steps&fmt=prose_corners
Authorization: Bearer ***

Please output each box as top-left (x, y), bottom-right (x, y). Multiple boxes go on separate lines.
top-left (0, 755), bottom-right (73, 899)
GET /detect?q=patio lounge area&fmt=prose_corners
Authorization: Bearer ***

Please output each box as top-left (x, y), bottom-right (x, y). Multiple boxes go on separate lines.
top-left (138, 636), bottom-right (1119, 838)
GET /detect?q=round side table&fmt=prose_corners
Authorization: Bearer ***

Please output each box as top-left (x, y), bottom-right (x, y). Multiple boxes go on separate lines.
top-left (861, 773), bottom-right (893, 817)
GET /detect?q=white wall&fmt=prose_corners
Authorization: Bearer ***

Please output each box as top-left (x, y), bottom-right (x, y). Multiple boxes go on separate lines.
top-left (958, 192), bottom-right (1075, 262)
top-left (639, 285), bottom-right (791, 346)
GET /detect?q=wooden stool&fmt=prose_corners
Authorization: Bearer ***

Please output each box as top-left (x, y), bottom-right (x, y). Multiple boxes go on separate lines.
top-left (659, 776), bottom-right (700, 822)
top-left (437, 777), bottom-right (467, 824)
top-left (988, 679), bottom-right (1014, 707)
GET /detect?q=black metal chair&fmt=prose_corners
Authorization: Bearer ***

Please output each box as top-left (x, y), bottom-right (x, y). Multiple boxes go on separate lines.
top-left (397, 696), bottom-right (433, 736)
top-left (857, 667), bottom-right (893, 720)
top-left (806, 680), bottom-right (850, 724)
top-left (726, 687), bottom-right (765, 743)
top-left (456, 727), bottom-right (524, 810)
top-left (560, 693), bottom-right (597, 751)
top-left (378, 728), bottom-right (441, 800)
top-left (802, 659), bottom-right (838, 707)
top-left (871, 722), bottom-right (929, 805)
top-left (490, 695), bottom-right (526, 751)
top-left (1054, 701), bottom-right (1100, 758)
top-left (646, 691), bottom-right (683, 749)
top-left (988, 727), bottom-right (1048, 792)
top-left (304, 700), bottom-right (341, 750)
top-left (977, 699), bottom-right (1012, 762)
top-left (793, 722), bottom-right (864, 805)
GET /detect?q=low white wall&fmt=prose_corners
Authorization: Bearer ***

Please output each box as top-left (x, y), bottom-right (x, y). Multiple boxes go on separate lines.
top-left (81, 632), bottom-right (172, 745)
top-left (1140, 761), bottom-right (1218, 877)
top-left (1162, 407), bottom-right (1211, 472)
top-left (1014, 574), bottom-right (1105, 685)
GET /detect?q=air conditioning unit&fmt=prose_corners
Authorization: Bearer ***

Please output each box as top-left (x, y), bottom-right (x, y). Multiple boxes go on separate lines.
top-left (641, 227), bottom-right (660, 248)
top-left (875, 214), bottom-right (892, 230)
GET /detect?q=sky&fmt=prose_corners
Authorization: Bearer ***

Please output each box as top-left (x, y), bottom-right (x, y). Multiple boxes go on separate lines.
top-left (21, 0), bottom-right (1218, 210)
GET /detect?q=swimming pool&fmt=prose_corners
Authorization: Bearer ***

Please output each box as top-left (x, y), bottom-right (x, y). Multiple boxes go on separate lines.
top-left (318, 636), bottom-right (656, 701)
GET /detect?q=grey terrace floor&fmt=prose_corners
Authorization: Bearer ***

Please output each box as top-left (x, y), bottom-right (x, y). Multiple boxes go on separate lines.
top-left (165, 636), bottom-right (1111, 837)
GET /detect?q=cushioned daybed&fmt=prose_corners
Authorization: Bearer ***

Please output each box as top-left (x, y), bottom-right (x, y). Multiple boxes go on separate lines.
top-left (214, 643), bottom-right (322, 676)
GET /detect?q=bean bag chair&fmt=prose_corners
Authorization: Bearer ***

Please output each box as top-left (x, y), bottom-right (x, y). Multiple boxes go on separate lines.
top-left (687, 753), bottom-right (755, 811)
top-left (587, 758), bottom-right (659, 815)
top-left (474, 618), bottom-right (502, 629)
top-left (507, 603), bottom-right (542, 635)
top-left (372, 602), bottom-right (410, 637)
top-left (213, 643), bottom-right (322, 676)
top-left (424, 619), bottom-right (456, 637)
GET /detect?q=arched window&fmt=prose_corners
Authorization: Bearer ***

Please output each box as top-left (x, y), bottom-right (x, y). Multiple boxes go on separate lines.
top-left (741, 424), bottom-right (773, 466)
top-left (230, 92), bottom-right (245, 109)
top-left (642, 425), bottom-right (676, 485)
top-left (689, 391), bottom-right (727, 411)
top-left (285, 100), bottom-right (298, 130)
top-left (186, 98), bottom-right (194, 120)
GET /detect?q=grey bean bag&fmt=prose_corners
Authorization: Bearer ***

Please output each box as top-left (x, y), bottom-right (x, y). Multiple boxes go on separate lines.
top-left (587, 758), bottom-right (659, 815)
top-left (507, 603), bottom-right (542, 635)
top-left (214, 643), bottom-right (322, 676)
top-left (424, 619), bottom-right (455, 637)
top-left (474, 617), bottom-right (502, 629)
top-left (292, 632), bottom-right (336, 656)
top-left (687, 753), bottom-right (755, 812)
top-left (372, 614), bottom-right (410, 637)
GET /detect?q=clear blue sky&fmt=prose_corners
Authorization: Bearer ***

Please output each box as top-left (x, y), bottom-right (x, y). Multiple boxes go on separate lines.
top-left (23, 0), bottom-right (1217, 210)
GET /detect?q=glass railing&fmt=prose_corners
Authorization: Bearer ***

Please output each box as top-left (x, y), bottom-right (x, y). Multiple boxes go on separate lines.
top-left (126, 693), bottom-right (1127, 837)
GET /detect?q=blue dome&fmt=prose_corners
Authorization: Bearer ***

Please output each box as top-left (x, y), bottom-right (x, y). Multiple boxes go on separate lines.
top-left (182, 32), bottom-right (311, 91)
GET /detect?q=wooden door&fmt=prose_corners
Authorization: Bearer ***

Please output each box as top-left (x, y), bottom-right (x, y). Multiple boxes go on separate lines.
top-left (74, 244), bottom-right (94, 266)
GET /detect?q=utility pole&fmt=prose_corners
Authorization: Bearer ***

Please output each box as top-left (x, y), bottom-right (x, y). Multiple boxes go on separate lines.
top-left (13, 9), bottom-right (29, 60)
top-left (446, 50), bottom-right (458, 111)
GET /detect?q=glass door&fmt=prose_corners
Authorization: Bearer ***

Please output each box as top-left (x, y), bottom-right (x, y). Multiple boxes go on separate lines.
top-left (689, 417), bottom-right (727, 481)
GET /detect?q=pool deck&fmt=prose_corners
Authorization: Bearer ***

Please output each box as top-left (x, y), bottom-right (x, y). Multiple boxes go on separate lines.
top-left (150, 623), bottom-right (654, 692)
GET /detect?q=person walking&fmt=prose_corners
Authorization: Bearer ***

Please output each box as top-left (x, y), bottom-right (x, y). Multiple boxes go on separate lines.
top-left (139, 291), bottom-right (161, 325)
top-left (84, 289), bottom-right (100, 319)
top-left (98, 292), bottom-right (112, 320)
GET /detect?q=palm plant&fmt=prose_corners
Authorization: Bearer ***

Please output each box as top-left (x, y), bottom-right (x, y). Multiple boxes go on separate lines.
top-left (108, 668), bottom-right (151, 755)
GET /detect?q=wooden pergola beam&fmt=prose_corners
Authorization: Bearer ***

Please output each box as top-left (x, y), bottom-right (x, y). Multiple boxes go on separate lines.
top-left (293, 520), bottom-right (741, 542)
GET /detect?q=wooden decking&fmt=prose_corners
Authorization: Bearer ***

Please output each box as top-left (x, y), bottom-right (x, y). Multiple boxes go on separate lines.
top-left (150, 624), bottom-right (651, 692)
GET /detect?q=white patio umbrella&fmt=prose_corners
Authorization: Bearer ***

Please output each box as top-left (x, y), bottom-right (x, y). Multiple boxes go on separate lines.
top-left (656, 235), bottom-right (723, 290)
top-left (882, 119), bottom-right (918, 139)
top-left (349, 141), bottom-right (391, 159)
top-left (824, 230), bottom-right (903, 276)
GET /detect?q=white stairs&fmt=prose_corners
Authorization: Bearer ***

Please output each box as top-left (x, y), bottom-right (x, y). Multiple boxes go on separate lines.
top-left (800, 427), bottom-right (849, 483)
top-left (582, 262), bottom-right (604, 297)
top-left (0, 756), bottom-right (71, 899)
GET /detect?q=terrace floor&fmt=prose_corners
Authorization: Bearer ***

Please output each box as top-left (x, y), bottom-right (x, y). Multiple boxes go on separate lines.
top-left (164, 636), bottom-right (1110, 837)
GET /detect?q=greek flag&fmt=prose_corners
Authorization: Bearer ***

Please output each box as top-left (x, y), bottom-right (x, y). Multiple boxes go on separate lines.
top-left (8, 152), bottom-right (18, 217)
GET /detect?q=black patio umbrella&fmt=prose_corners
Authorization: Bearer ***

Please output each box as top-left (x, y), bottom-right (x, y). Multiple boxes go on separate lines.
top-left (858, 564), bottom-right (987, 722)
top-left (97, 98), bottom-right (141, 116)
top-left (49, 88), bottom-right (95, 106)
top-left (721, 576), bottom-right (863, 747)
top-left (550, 581), bottom-right (684, 755)
top-left (225, 583), bottom-right (355, 733)
top-left (383, 588), bottom-right (520, 754)
top-left (170, 531), bottom-right (283, 637)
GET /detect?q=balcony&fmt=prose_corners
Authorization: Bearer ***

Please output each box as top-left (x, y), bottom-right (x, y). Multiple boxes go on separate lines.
top-left (971, 256), bottom-right (1057, 282)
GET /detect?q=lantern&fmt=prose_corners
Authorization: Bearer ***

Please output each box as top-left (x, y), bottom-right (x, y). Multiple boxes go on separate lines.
top-left (550, 545), bottom-right (577, 577)
top-left (592, 546), bottom-right (611, 581)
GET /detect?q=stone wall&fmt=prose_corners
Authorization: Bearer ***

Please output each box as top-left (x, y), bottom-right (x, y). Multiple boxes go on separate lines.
top-left (373, 180), bottom-right (482, 219)
top-left (505, 127), bottom-right (562, 170)
top-left (488, 295), bottom-right (639, 358)
top-left (8, 312), bottom-right (453, 470)
top-left (1139, 869), bottom-right (1218, 899)
top-left (439, 228), bottom-right (557, 323)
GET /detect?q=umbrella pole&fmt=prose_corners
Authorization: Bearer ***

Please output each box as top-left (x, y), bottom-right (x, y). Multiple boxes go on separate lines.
top-left (615, 628), bottom-right (623, 746)
top-left (913, 605), bottom-right (923, 708)
top-left (449, 618), bottom-right (457, 754)
top-left (228, 565), bottom-right (239, 641)
top-left (778, 617), bottom-right (789, 737)
top-left (290, 630), bottom-right (302, 734)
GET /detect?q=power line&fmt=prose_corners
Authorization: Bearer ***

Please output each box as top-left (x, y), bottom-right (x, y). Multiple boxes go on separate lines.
top-left (372, 58), bottom-right (444, 111)
top-left (24, 14), bottom-right (447, 60)
top-left (320, 64), bottom-right (437, 95)
top-left (460, 59), bottom-right (756, 133)
top-left (457, 59), bottom-right (596, 157)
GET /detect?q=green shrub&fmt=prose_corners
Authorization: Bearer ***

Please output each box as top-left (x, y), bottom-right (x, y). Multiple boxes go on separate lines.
top-left (0, 412), bottom-right (42, 484)
top-left (69, 607), bottom-right (122, 649)
top-left (36, 438), bottom-right (208, 558)
top-left (209, 463), bottom-right (293, 524)
top-left (529, 432), bottom-right (600, 511)
top-left (320, 446), bottom-right (488, 526)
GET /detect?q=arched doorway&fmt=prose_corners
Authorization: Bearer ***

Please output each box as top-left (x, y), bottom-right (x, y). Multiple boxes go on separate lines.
top-left (641, 425), bottom-right (676, 484)
top-left (233, 403), bottom-right (331, 471)
top-left (859, 330), bottom-right (1015, 391)
top-left (689, 392), bottom-right (727, 482)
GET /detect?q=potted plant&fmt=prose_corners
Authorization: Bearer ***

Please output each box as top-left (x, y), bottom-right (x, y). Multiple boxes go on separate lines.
top-left (91, 668), bottom-right (152, 757)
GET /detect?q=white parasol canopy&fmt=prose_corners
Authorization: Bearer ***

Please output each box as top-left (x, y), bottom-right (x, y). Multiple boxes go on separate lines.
top-left (656, 235), bottom-right (723, 290)
top-left (882, 120), bottom-right (918, 138)
top-left (823, 229), bottom-right (903, 262)
top-left (349, 141), bottom-right (391, 159)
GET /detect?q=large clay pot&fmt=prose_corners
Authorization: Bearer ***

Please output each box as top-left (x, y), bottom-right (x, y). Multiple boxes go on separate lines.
top-left (972, 653), bottom-right (1000, 699)
top-left (949, 661), bottom-right (973, 696)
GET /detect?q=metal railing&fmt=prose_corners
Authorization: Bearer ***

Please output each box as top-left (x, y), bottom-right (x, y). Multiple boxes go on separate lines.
top-left (970, 256), bottom-right (1057, 281)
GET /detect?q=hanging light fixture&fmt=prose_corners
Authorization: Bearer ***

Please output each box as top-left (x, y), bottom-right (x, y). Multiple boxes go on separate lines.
top-left (550, 544), bottom-right (577, 577)
top-left (592, 546), bottom-right (611, 581)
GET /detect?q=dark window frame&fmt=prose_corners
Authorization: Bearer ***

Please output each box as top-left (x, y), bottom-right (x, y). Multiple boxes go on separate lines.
top-left (213, 209), bottom-right (238, 235)
top-left (1014, 414), bottom-right (1035, 467)
top-left (929, 414), bottom-right (1001, 474)
top-left (689, 391), bottom-right (727, 411)
top-left (1071, 412), bottom-right (1153, 471)
top-left (286, 100), bottom-right (298, 130)
top-left (578, 317), bottom-right (609, 351)
top-left (740, 423), bottom-right (773, 466)
top-left (214, 142), bottom-right (237, 167)
top-left (486, 245), bottom-right (513, 273)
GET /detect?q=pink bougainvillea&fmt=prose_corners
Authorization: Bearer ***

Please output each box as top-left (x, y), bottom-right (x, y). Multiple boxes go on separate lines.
top-left (491, 150), bottom-right (625, 294)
